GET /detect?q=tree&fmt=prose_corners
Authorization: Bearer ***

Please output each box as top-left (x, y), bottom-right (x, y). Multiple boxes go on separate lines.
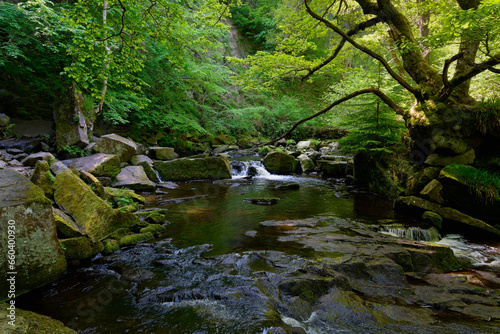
top-left (238, 0), bottom-right (499, 162)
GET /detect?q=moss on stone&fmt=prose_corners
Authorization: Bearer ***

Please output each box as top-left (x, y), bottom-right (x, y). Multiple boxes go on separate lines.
top-left (109, 227), bottom-right (132, 240)
top-left (118, 202), bottom-right (139, 212)
top-left (119, 232), bottom-right (154, 247)
top-left (263, 151), bottom-right (298, 175)
top-left (145, 212), bottom-right (166, 224)
top-left (154, 156), bottom-right (231, 181)
top-left (102, 239), bottom-right (120, 254)
top-left (59, 237), bottom-right (103, 260)
top-left (105, 187), bottom-right (146, 203)
top-left (140, 224), bottom-right (168, 235)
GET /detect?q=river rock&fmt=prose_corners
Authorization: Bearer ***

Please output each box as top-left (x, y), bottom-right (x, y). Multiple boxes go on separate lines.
top-left (406, 167), bottom-right (441, 195)
top-left (297, 154), bottom-right (315, 173)
top-left (275, 183), bottom-right (300, 190)
top-left (131, 155), bottom-right (154, 166)
top-left (0, 303), bottom-right (77, 333)
top-left (422, 211), bottom-right (443, 229)
top-left (54, 169), bottom-right (139, 241)
top-left (154, 156), bottom-right (231, 181)
top-left (21, 152), bottom-right (55, 166)
top-left (59, 237), bottom-right (103, 260)
top-left (93, 134), bottom-right (137, 162)
top-left (50, 160), bottom-right (70, 175)
top-left (420, 179), bottom-right (444, 204)
top-left (105, 187), bottom-right (145, 204)
top-left (112, 166), bottom-right (155, 191)
top-left (0, 169), bottom-right (67, 299)
top-left (53, 208), bottom-right (85, 238)
top-left (297, 140), bottom-right (317, 151)
top-left (425, 148), bottom-right (475, 166)
top-left (30, 161), bottom-right (54, 199)
top-left (263, 151), bottom-right (298, 175)
top-left (439, 164), bottom-right (500, 223)
top-left (79, 170), bottom-right (107, 199)
top-left (148, 147), bottom-right (179, 160)
top-left (438, 207), bottom-right (500, 236)
top-left (244, 197), bottom-right (279, 205)
top-left (0, 137), bottom-right (41, 154)
top-left (316, 160), bottom-right (349, 178)
top-left (62, 153), bottom-right (121, 178)
top-left (394, 196), bottom-right (441, 216)
top-left (137, 160), bottom-right (160, 183)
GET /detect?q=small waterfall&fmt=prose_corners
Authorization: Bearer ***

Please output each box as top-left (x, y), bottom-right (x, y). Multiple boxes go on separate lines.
top-left (153, 168), bottom-right (164, 183)
top-left (382, 225), bottom-right (441, 242)
top-left (230, 160), bottom-right (270, 178)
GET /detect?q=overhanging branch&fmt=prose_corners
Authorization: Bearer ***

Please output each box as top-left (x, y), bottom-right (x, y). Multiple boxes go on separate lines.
top-left (260, 87), bottom-right (405, 146)
top-left (304, 0), bottom-right (422, 101)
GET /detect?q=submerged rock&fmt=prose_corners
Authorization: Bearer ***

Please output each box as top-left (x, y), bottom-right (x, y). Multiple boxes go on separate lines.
top-left (0, 169), bottom-right (67, 299)
top-left (244, 197), bottom-right (279, 205)
top-left (276, 183), bottom-right (300, 190)
top-left (154, 156), bottom-right (231, 181)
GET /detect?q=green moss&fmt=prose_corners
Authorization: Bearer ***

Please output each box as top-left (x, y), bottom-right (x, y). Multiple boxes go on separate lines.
top-left (118, 202), bottom-right (139, 212)
top-left (59, 237), bottom-right (103, 260)
top-left (0, 304), bottom-right (77, 333)
top-left (441, 164), bottom-right (500, 204)
top-left (140, 224), bottom-right (167, 235)
top-left (109, 227), bottom-right (132, 240)
top-left (263, 151), bottom-right (297, 175)
top-left (119, 232), bottom-right (154, 247)
top-left (145, 212), bottom-right (166, 224)
top-left (154, 157), bottom-right (231, 181)
top-left (102, 239), bottom-right (120, 254)
top-left (105, 187), bottom-right (145, 203)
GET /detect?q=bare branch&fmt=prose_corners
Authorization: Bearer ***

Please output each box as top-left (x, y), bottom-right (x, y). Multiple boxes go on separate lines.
top-left (97, 0), bottom-right (127, 42)
top-left (304, 0), bottom-right (422, 101)
top-left (488, 67), bottom-right (500, 74)
top-left (260, 87), bottom-right (405, 146)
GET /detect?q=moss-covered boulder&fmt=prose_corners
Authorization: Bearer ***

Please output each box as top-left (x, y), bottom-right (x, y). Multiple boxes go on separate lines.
top-left (62, 153), bottom-right (121, 178)
top-left (439, 164), bottom-right (500, 223)
top-left (0, 169), bottom-right (67, 300)
top-left (425, 148), bottom-right (475, 167)
top-left (263, 151), bottom-right (298, 175)
top-left (149, 147), bottom-right (179, 160)
top-left (154, 156), bottom-right (231, 181)
top-left (30, 161), bottom-right (54, 199)
top-left (119, 232), bottom-right (154, 247)
top-left (145, 211), bottom-right (166, 224)
top-left (102, 239), bottom-right (120, 254)
top-left (54, 170), bottom-right (138, 241)
top-left (131, 154), bottom-right (154, 165)
top-left (105, 187), bottom-right (145, 204)
top-left (21, 152), bottom-right (55, 167)
top-left (317, 160), bottom-right (348, 178)
top-left (137, 160), bottom-right (160, 183)
top-left (438, 207), bottom-right (500, 236)
top-left (395, 196), bottom-right (441, 216)
top-left (0, 303), bottom-right (77, 333)
top-left (93, 134), bottom-right (137, 162)
top-left (54, 86), bottom-right (89, 151)
top-left (111, 166), bottom-right (155, 191)
top-left (79, 170), bottom-right (107, 199)
top-left (422, 211), bottom-right (443, 229)
top-left (140, 224), bottom-right (168, 236)
top-left (53, 208), bottom-right (85, 238)
top-left (297, 154), bottom-right (316, 173)
top-left (59, 237), bottom-right (103, 260)
top-left (420, 179), bottom-right (444, 204)
top-left (406, 167), bottom-right (441, 195)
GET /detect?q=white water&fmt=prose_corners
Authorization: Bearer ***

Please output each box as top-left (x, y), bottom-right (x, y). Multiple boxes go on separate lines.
top-left (436, 234), bottom-right (500, 268)
top-left (381, 225), bottom-right (441, 242)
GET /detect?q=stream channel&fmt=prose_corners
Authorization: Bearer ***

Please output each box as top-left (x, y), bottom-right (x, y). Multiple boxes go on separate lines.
top-left (17, 156), bottom-right (500, 333)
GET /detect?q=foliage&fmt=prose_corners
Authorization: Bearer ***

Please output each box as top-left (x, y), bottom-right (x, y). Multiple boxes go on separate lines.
top-left (447, 163), bottom-right (500, 204)
top-left (473, 96), bottom-right (500, 134)
top-left (62, 145), bottom-right (90, 158)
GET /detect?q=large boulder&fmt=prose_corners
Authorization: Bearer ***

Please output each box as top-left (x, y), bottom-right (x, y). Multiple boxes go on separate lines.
top-left (111, 166), bottom-right (155, 191)
top-left (394, 196), bottom-right (441, 216)
top-left (93, 134), bottom-right (137, 162)
top-left (438, 207), bottom-right (500, 236)
top-left (0, 303), bottom-right (77, 333)
top-left (21, 152), bottom-right (55, 167)
top-left (297, 154), bottom-right (316, 173)
top-left (54, 86), bottom-right (89, 151)
top-left (59, 237), bottom-right (103, 260)
top-left (54, 170), bottom-right (138, 241)
top-left (154, 157), bottom-right (231, 181)
top-left (148, 147), bottom-right (179, 161)
top-left (439, 164), bottom-right (500, 223)
top-left (0, 169), bottom-right (67, 299)
top-left (297, 140), bottom-right (317, 151)
top-left (420, 179), bottom-right (444, 204)
top-left (62, 153), bottom-right (121, 178)
top-left (53, 208), bottom-right (85, 238)
top-left (317, 157), bottom-right (353, 178)
top-left (263, 151), bottom-right (298, 175)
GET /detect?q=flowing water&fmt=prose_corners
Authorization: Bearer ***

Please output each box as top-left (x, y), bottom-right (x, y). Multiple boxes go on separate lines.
top-left (16, 157), bottom-right (500, 333)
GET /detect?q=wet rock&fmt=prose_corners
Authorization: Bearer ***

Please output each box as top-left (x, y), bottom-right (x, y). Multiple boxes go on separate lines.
top-left (279, 274), bottom-right (339, 303)
top-left (422, 211), bottom-right (443, 229)
top-left (59, 237), bottom-right (103, 260)
top-left (30, 161), bottom-right (54, 199)
top-left (317, 160), bottom-right (349, 178)
top-left (276, 183), bottom-right (300, 190)
top-left (244, 197), bottom-right (279, 205)
top-left (263, 151), bottom-right (298, 175)
top-left (425, 148), bottom-right (475, 166)
top-left (53, 208), bottom-right (85, 238)
top-left (0, 303), bottom-right (77, 333)
top-left (420, 179), bottom-right (443, 204)
top-left (0, 137), bottom-right (41, 153)
top-left (105, 187), bottom-right (145, 205)
top-left (213, 144), bottom-right (229, 154)
top-left (297, 140), bottom-right (317, 151)
top-left (0, 160), bottom-right (7, 169)
top-left (297, 154), bottom-right (315, 173)
top-left (62, 153), bottom-right (121, 178)
top-left (119, 232), bottom-right (154, 247)
top-left (93, 134), bottom-right (137, 162)
top-left (112, 166), bottom-right (155, 191)
top-left (394, 196), bottom-right (441, 216)
top-left (155, 156), bottom-right (231, 181)
top-left (145, 212), bottom-right (166, 224)
top-left (0, 169), bottom-right (66, 299)
top-left (7, 159), bottom-right (23, 167)
top-left (140, 224), bottom-right (168, 236)
top-left (54, 170), bottom-right (139, 241)
top-left (102, 239), bottom-right (120, 254)
top-left (438, 207), bottom-right (500, 236)
top-left (21, 152), bottom-right (55, 167)
top-left (260, 219), bottom-right (318, 228)
top-left (79, 170), bottom-right (107, 199)
top-left (148, 146), bottom-right (179, 160)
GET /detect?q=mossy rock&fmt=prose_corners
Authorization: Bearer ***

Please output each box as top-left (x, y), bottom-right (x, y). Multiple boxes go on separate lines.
top-left (59, 237), bottom-right (103, 260)
top-left (154, 156), bottom-right (231, 181)
top-left (425, 148), bottom-right (475, 166)
top-left (102, 239), bottom-right (120, 254)
top-left (0, 303), bottom-right (77, 333)
top-left (119, 232), bottom-right (154, 247)
top-left (275, 183), bottom-right (300, 190)
top-left (278, 274), bottom-right (335, 303)
top-left (140, 224), bottom-right (168, 235)
top-left (93, 134), bottom-right (137, 162)
top-left (105, 187), bottom-right (145, 204)
top-left (145, 212), bottom-right (166, 224)
top-left (30, 161), bottom-right (54, 199)
top-left (394, 196), bottom-right (441, 216)
top-left (406, 167), bottom-right (442, 195)
top-left (422, 211), bottom-right (443, 229)
top-left (263, 151), bottom-right (298, 175)
top-left (53, 208), bottom-right (85, 238)
top-left (118, 202), bottom-right (139, 212)
top-left (54, 170), bottom-right (138, 241)
top-left (62, 153), bottom-right (121, 178)
top-left (438, 207), bottom-right (500, 236)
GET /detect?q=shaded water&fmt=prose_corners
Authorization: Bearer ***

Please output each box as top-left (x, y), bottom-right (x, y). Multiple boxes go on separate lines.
top-left (16, 158), bottom-right (500, 333)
